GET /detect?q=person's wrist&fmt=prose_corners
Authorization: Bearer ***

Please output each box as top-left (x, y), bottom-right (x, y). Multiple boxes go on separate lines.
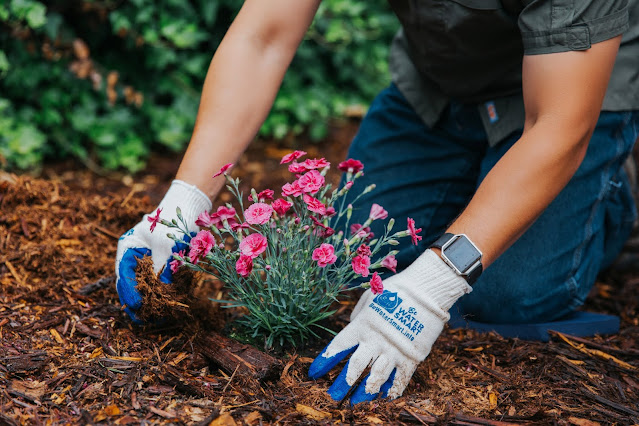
top-left (398, 249), bottom-right (472, 312)
top-left (160, 180), bottom-right (213, 227)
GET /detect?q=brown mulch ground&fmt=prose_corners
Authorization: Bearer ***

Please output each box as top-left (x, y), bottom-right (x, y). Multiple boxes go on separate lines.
top-left (1, 123), bottom-right (638, 425)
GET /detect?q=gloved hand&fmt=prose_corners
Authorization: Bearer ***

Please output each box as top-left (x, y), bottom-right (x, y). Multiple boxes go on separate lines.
top-left (115, 180), bottom-right (212, 322)
top-left (309, 249), bottom-right (472, 404)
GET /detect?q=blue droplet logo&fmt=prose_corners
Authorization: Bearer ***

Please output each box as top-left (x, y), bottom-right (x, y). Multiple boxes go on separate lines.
top-left (119, 228), bottom-right (135, 240)
top-left (373, 290), bottom-right (403, 314)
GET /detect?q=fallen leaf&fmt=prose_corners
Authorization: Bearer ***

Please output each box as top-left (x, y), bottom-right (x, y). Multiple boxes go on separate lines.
top-left (104, 404), bottom-right (120, 416)
top-left (568, 417), bottom-right (601, 426)
top-left (10, 380), bottom-right (47, 401)
top-left (114, 415), bottom-right (138, 425)
top-left (244, 411), bottom-right (262, 425)
top-left (489, 392), bottom-right (498, 410)
top-left (296, 404), bottom-right (331, 420)
top-left (50, 329), bottom-right (64, 344)
top-left (210, 413), bottom-right (237, 426)
top-left (365, 415), bottom-right (384, 424)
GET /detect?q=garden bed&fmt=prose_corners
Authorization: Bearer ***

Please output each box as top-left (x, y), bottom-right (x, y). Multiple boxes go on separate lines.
top-left (1, 125), bottom-right (638, 425)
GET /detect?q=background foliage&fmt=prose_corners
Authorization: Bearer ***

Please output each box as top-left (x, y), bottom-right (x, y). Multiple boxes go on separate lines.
top-left (0, 0), bottom-right (397, 172)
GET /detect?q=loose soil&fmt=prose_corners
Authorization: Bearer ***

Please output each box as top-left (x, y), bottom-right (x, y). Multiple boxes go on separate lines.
top-left (1, 121), bottom-right (638, 425)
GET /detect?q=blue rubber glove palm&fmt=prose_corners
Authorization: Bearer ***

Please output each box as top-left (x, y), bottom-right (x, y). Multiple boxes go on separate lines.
top-left (115, 180), bottom-right (211, 322)
top-left (309, 250), bottom-right (472, 404)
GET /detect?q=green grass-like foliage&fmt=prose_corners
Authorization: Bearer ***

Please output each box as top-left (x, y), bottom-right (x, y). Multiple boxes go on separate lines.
top-left (0, 0), bottom-right (397, 172)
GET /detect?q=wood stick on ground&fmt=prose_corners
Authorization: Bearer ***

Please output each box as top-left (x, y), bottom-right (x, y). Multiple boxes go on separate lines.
top-left (196, 331), bottom-right (281, 382)
top-left (551, 331), bottom-right (637, 371)
top-left (77, 275), bottom-right (115, 295)
top-left (468, 361), bottom-right (510, 382)
top-left (548, 330), bottom-right (639, 357)
top-left (581, 389), bottom-right (639, 418)
top-left (401, 408), bottom-right (436, 424)
top-left (452, 414), bottom-right (523, 426)
top-left (555, 355), bottom-right (602, 387)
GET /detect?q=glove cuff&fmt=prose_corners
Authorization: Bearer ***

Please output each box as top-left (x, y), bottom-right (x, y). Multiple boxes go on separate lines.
top-left (160, 180), bottom-right (212, 228)
top-left (401, 249), bottom-right (472, 312)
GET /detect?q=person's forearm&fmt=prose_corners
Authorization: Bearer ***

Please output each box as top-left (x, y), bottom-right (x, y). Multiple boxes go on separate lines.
top-left (445, 122), bottom-right (591, 268)
top-left (442, 36), bottom-right (621, 269)
top-left (176, 1), bottom-right (319, 200)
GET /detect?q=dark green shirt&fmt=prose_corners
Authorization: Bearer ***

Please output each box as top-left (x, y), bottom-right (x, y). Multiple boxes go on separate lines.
top-left (387, 0), bottom-right (639, 145)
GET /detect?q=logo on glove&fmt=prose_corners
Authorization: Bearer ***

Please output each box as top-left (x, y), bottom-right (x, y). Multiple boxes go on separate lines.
top-left (373, 290), bottom-right (402, 314)
top-left (119, 229), bottom-right (135, 240)
top-left (371, 290), bottom-right (425, 341)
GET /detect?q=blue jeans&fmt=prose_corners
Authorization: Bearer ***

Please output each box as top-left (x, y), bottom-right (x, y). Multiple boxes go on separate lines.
top-left (341, 84), bottom-right (638, 324)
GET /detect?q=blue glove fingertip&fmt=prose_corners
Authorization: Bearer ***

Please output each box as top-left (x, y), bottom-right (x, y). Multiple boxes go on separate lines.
top-left (308, 345), bottom-right (357, 379)
top-left (349, 374), bottom-right (379, 405)
top-left (123, 305), bottom-right (144, 325)
top-left (117, 247), bottom-right (152, 310)
top-left (327, 360), bottom-right (353, 402)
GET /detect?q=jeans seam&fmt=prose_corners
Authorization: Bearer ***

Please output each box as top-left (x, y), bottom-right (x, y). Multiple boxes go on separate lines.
top-left (565, 112), bottom-right (632, 303)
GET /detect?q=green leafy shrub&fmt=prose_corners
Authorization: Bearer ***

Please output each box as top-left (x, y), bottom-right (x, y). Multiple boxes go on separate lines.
top-left (1, 0), bottom-right (397, 172)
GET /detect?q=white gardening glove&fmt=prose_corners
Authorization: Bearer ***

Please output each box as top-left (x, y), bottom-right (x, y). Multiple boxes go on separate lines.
top-left (309, 249), bottom-right (472, 404)
top-left (115, 180), bottom-right (212, 322)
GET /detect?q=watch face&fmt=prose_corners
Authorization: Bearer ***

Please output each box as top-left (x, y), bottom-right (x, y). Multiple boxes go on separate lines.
top-left (443, 236), bottom-right (482, 273)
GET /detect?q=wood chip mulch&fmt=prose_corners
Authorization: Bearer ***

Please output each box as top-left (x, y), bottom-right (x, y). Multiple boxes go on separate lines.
top-left (1, 133), bottom-right (638, 425)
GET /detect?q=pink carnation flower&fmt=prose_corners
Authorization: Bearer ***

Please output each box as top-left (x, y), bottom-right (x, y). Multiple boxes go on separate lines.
top-left (236, 255), bottom-right (253, 277)
top-left (148, 208), bottom-right (162, 233)
top-left (195, 211), bottom-right (215, 228)
top-left (369, 272), bottom-right (384, 295)
top-left (311, 216), bottom-right (335, 238)
top-left (381, 254), bottom-right (397, 273)
top-left (169, 250), bottom-right (185, 273)
top-left (213, 163), bottom-right (233, 178)
top-left (312, 243), bottom-right (337, 267)
top-left (352, 255), bottom-right (371, 277)
top-left (230, 221), bottom-right (250, 232)
top-left (249, 189), bottom-right (275, 202)
top-left (298, 170), bottom-right (325, 194)
top-left (239, 233), bottom-right (268, 258)
top-left (315, 227), bottom-right (335, 238)
top-left (272, 198), bottom-right (292, 216)
top-left (282, 181), bottom-right (303, 197)
top-left (280, 150), bottom-right (307, 164)
top-left (244, 203), bottom-right (274, 225)
top-left (303, 194), bottom-right (326, 215)
top-left (288, 162), bottom-right (308, 174)
top-left (216, 206), bottom-right (237, 221)
top-left (357, 244), bottom-right (372, 257)
top-left (300, 158), bottom-right (330, 170)
top-left (407, 217), bottom-right (423, 246)
top-left (369, 203), bottom-right (388, 220)
top-left (338, 158), bottom-right (364, 173)
top-left (350, 223), bottom-right (373, 240)
top-left (189, 230), bottom-right (215, 263)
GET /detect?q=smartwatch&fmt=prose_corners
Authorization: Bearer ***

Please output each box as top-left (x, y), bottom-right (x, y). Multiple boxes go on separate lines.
top-left (430, 233), bottom-right (483, 285)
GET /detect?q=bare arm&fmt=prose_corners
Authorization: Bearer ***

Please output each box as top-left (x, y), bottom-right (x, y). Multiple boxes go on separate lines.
top-left (175, 0), bottom-right (321, 199)
top-left (443, 36), bottom-right (622, 267)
